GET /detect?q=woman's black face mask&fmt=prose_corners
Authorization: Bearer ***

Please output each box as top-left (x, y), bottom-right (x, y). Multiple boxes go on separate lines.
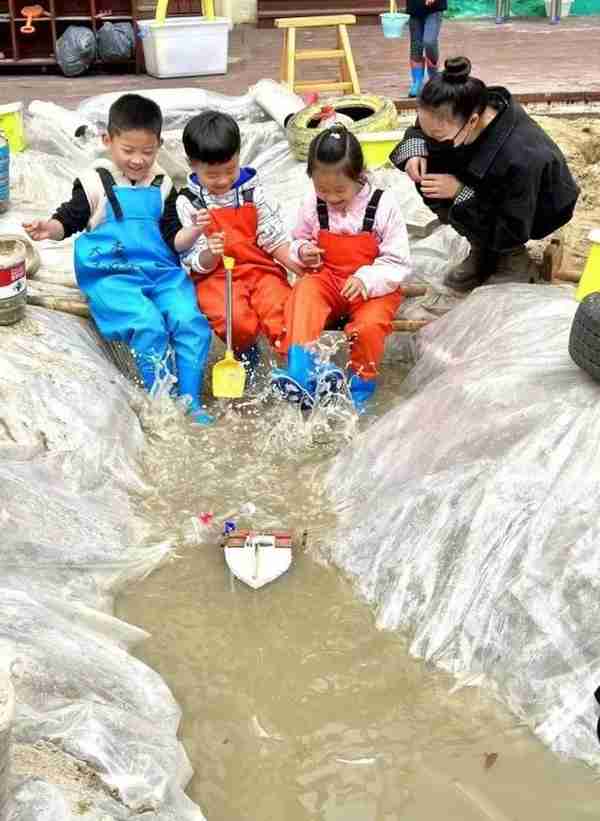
top-left (424, 119), bottom-right (470, 157)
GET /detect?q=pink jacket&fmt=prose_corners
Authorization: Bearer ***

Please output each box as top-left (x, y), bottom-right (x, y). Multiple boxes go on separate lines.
top-left (290, 182), bottom-right (412, 298)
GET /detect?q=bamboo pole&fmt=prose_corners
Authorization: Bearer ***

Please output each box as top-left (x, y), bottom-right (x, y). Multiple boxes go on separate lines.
top-left (391, 318), bottom-right (433, 332)
top-left (27, 294), bottom-right (90, 318)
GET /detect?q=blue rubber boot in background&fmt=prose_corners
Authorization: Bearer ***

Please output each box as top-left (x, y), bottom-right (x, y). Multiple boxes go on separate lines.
top-left (408, 64), bottom-right (425, 98)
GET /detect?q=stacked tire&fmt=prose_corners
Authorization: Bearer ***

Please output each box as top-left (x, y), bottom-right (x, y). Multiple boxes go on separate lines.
top-left (569, 293), bottom-right (600, 382)
top-left (286, 95), bottom-right (398, 162)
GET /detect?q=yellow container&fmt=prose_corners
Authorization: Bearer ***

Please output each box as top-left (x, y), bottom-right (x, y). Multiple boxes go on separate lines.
top-left (0, 103), bottom-right (25, 154)
top-left (576, 229), bottom-right (600, 302)
top-left (357, 130), bottom-right (403, 169)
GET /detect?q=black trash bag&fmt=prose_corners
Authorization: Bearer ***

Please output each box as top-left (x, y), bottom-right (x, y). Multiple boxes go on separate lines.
top-left (56, 25), bottom-right (96, 77)
top-left (97, 22), bottom-right (135, 63)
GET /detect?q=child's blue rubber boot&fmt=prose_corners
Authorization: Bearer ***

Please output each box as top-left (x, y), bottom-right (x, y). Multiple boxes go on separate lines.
top-left (349, 373), bottom-right (376, 414)
top-left (426, 61), bottom-right (439, 81)
top-left (315, 361), bottom-right (346, 404)
top-left (271, 344), bottom-right (317, 411)
top-left (408, 64), bottom-right (425, 98)
top-left (178, 358), bottom-right (214, 425)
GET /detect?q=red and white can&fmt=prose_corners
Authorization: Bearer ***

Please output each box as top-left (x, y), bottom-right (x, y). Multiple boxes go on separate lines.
top-left (0, 238), bottom-right (26, 326)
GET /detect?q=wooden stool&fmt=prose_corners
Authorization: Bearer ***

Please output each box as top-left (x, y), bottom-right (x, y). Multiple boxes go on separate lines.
top-left (275, 15), bottom-right (361, 96)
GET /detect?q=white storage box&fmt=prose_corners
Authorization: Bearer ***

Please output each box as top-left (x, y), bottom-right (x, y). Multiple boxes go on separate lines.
top-left (139, 17), bottom-right (230, 79)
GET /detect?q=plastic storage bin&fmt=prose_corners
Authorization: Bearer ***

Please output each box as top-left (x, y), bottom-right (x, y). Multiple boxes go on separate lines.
top-left (139, 16), bottom-right (230, 78)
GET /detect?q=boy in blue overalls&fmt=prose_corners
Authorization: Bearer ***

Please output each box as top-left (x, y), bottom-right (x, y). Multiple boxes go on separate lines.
top-left (24, 94), bottom-right (213, 424)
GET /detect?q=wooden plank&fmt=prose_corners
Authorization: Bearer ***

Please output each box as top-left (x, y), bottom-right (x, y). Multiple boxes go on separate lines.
top-left (295, 48), bottom-right (344, 60)
top-left (293, 80), bottom-right (354, 91)
top-left (391, 319), bottom-right (433, 332)
top-left (275, 13), bottom-right (357, 26)
top-left (280, 27), bottom-right (287, 82)
top-left (286, 25), bottom-right (296, 92)
top-left (338, 23), bottom-right (360, 94)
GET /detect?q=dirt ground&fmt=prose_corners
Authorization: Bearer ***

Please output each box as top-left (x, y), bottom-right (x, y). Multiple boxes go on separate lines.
top-left (532, 116), bottom-right (600, 271)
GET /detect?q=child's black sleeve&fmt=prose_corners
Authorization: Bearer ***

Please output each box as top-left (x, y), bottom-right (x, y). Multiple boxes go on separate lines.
top-left (52, 180), bottom-right (92, 238)
top-left (160, 188), bottom-right (183, 251)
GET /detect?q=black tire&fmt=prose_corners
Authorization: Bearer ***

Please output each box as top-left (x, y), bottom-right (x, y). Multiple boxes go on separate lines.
top-left (569, 293), bottom-right (600, 382)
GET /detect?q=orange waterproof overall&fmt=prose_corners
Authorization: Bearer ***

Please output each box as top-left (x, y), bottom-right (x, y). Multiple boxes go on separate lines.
top-left (282, 190), bottom-right (403, 380)
top-left (185, 188), bottom-right (291, 353)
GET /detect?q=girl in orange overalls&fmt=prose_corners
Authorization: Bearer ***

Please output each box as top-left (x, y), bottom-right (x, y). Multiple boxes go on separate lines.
top-left (272, 126), bottom-right (412, 412)
top-left (168, 111), bottom-right (301, 372)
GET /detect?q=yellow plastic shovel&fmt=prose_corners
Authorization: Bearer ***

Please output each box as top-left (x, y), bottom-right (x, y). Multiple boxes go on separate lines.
top-left (212, 256), bottom-right (246, 399)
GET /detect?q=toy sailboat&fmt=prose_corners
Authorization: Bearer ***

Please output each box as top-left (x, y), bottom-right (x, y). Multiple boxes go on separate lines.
top-left (221, 530), bottom-right (294, 589)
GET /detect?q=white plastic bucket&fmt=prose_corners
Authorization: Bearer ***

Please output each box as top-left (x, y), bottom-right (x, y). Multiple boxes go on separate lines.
top-left (139, 17), bottom-right (230, 79)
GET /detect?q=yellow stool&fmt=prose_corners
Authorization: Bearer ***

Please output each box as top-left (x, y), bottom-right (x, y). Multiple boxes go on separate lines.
top-left (576, 229), bottom-right (600, 301)
top-left (275, 15), bottom-right (361, 96)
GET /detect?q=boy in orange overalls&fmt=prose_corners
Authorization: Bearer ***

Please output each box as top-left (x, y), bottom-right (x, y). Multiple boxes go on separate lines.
top-left (167, 110), bottom-right (300, 371)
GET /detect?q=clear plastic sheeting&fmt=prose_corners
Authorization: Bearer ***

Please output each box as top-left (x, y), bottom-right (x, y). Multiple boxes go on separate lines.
top-left (76, 87), bottom-right (268, 131)
top-left (1, 309), bottom-right (205, 820)
top-left (325, 283), bottom-right (600, 768)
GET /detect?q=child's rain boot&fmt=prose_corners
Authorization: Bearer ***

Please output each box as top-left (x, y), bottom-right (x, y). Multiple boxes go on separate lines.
top-left (271, 344), bottom-right (317, 411)
top-left (314, 361), bottom-right (347, 404)
top-left (177, 358), bottom-right (214, 425)
top-left (426, 59), bottom-right (439, 82)
top-left (348, 372), bottom-right (376, 414)
top-left (409, 62), bottom-right (425, 98)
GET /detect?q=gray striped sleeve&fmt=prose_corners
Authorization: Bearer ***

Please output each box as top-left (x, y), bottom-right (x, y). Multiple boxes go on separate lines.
top-left (390, 137), bottom-right (428, 169)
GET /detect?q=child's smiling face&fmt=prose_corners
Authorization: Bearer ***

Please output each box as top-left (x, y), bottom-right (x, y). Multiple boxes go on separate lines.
top-left (190, 155), bottom-right (240, 196)
top-left (103, 129), bottom-right (161, 183)
top-left (311, 165), bottom-right (363, 211)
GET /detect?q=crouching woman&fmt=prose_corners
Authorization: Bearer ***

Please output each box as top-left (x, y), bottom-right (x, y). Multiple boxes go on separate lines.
top-left (390, 56), bottom-right (580, 292)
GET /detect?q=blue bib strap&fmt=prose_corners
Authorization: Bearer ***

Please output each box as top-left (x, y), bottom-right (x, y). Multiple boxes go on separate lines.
top-left (362, 189), bottom-right (384, 232)
top-left (96, 168), bottom-right (123, 221)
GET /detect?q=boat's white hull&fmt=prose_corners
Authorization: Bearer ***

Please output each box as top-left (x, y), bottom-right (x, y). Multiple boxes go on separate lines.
top-left (224, 534), bottom-right (292, 589)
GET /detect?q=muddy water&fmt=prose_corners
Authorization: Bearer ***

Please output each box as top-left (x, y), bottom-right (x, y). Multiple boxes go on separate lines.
top-left (117, 367), bottom-right (600, 821)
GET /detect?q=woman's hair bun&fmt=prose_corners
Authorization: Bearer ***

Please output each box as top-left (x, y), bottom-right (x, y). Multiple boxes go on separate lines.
top-left (442, 56), bottom-right (472, 84)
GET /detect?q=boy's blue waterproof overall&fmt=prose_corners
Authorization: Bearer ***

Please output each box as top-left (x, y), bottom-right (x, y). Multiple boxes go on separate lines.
top-left (74, 169), bottom-right (211, 411)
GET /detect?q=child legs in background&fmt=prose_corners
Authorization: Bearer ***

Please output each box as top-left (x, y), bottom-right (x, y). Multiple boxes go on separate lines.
top-left (423, 11), bottom-right (442, 80)
top-left (408, 11), bottom-right (443, 96)
top-left (408, 16), bottom-right (426, 98)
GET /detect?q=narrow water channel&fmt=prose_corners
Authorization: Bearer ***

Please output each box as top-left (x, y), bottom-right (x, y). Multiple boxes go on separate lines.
top-left (117, 366), bottom-right (600, 820)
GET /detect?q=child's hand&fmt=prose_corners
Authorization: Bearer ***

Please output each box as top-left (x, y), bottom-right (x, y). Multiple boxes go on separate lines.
top-left (299, 242), bottom-right (324, 268)
top-left (191, 208), bottom-right (212, 234)
top-left (421, 174), bottom-right (461, 200)
top-left (341, 276), bottom-right (366, 301)
top-left (22, 219), bottom-right (56, 241)
top-left (207, 232), bottom-right (225, 258)
top-left (405, 157), bottom-right (427, 183)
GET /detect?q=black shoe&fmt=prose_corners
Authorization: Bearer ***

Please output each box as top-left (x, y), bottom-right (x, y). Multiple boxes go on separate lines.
top-left (444, 245), bottom-right (487, 293)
